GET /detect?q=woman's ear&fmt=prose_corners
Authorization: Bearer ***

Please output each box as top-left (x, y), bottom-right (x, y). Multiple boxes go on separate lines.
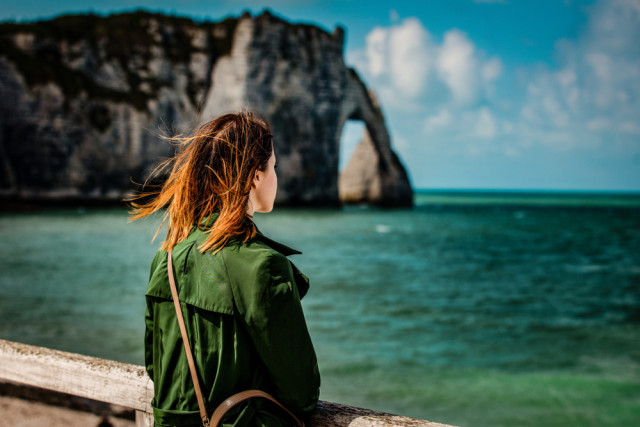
top-left (252, 169), bottom-right (262, 189)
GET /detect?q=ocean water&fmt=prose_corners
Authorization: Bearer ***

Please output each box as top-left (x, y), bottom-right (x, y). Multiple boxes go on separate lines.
top-left (1, 190), bottom-right (639, 426)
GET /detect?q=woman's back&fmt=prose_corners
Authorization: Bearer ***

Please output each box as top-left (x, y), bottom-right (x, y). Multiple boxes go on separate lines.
top-left (145, 216), bottom-right (320, 426)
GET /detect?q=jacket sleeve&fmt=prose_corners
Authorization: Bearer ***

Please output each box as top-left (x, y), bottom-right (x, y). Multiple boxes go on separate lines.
top-left (229, 251), bottom-right (320, 417)
top-left (144, 300), bottom-right (154, 380)
top-left (144, 251), bottom-right (162, 381)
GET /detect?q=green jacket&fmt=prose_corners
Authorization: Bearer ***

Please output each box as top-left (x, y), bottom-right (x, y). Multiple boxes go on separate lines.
top-left (144, 217), bottom-right (320, 426)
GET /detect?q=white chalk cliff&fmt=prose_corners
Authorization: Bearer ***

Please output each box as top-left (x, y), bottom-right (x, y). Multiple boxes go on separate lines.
top-left (0, 10), bottom-right (412, 206)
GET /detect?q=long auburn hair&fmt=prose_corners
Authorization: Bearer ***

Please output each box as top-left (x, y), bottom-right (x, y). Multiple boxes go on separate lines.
top-left (129, 111), bottom-right (274, 253)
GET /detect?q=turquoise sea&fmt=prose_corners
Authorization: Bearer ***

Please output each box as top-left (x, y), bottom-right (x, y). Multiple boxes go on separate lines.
top-left (1, 190), bottom-right (639, 426)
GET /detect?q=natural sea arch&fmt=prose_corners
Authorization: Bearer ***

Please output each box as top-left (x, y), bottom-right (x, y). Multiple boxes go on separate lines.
top-left (339, 120), bottom-right (366, 172)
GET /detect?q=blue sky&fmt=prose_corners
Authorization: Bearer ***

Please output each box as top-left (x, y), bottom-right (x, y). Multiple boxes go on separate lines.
top-left (2, 0), bottom-right (639, 191)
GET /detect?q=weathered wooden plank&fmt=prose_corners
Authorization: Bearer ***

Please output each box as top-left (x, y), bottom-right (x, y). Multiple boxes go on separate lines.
top-left (0, 339), bottom-right (152, 412)
top-left (0, 339), bottom-right (454, 426)
top-left (309, 401), bottom-right (453, 427)
top-left (135, 410), bottom-right (154, 427)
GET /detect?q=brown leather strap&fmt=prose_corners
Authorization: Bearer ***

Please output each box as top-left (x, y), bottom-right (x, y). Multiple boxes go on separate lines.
top-left (210, 390), bottom-right (304, 427)
top-left (167, 250), bottom-right (210, 427)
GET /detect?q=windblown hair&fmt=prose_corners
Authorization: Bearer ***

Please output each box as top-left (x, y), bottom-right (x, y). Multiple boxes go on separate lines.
top-left (129, 112), bottom-right (273, 253)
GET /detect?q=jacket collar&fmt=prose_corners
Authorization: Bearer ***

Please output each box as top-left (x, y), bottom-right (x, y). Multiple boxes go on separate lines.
top-left (199, 213), bottom-right (301, 256)
top-left (254, 226), bottom-right (302, 255)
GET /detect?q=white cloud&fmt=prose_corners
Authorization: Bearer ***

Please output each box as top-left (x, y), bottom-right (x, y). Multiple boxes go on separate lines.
top-left (389, 18), bottom-right (432, 97)
top-left (423, 109), bottom-right (452, 133)
top-left (348, 0), bottom-right (640, 177)
top-left (349, 17), bottom-right (511, 151)
top-left (475, 107), bottom-right (497, 139)
top-left (482, 57), bottom-right (503, 82)
top-left (436, 30), bottom-right (479, 105)
top-left (423, 106), bottom-right (507, 154)
top-left (586, 52), bottom-right (612, 82)
top-left (354, 18), bottom-right (502, 106)
top-left (365, 27), bottom-right (388, 77)
top-left (517, 0), bottom-right (640, 150)
top-left (620, 121), bottom-right (640, 135)
top-left (363, 19), bottom-right (432, 98)
top-left (587, 117), bottom-right (612, 131)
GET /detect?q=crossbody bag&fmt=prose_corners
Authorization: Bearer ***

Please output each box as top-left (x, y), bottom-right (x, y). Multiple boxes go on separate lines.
top-left (166, 251), bottom-right (305, 427)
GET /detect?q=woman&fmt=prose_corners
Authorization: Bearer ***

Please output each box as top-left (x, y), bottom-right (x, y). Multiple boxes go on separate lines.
top-left (130, 112), bottom-right (320, 426)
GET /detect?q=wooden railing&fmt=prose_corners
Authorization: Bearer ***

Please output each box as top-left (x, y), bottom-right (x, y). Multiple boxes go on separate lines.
top-left (0, 339), bottom-right (453, 426)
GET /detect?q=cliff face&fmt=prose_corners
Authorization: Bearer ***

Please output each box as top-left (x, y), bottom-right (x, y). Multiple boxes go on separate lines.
top-left (0, 10), bottom-right (412, 206)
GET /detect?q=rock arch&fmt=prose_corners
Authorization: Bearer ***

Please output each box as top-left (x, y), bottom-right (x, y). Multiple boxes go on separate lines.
top-left (336, 71), bottom-right (412, 206)
top-left (201, 12), bottom-right (412, 206)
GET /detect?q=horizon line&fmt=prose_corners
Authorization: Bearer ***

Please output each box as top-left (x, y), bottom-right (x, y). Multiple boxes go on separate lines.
top-left (414, 188), bottom-right (640, 194)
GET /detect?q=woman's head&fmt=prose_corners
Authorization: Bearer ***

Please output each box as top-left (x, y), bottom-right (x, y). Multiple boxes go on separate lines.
top-left (129, 111), bottom-right (276, 252)
top-left (186, 112), bottom-right (275, 217)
